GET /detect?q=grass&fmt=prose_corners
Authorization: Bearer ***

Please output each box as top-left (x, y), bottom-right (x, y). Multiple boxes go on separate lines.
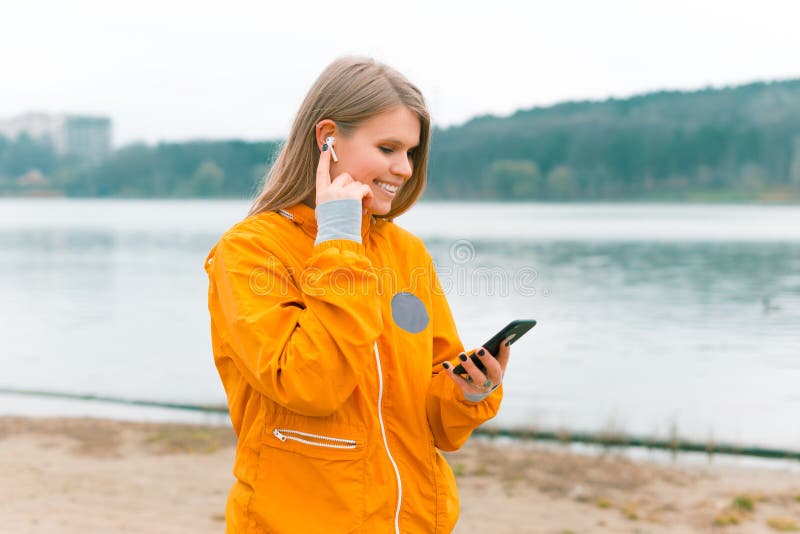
top-left (713, 509), bottom-right (746, 526)
top-left (472, 464), bottom-right (492, 477)
top-left (595, 497), bottom-right (614, 509)
top-left (473, 424), bottom-right (800, 461)
top-left (451, 462), bottom-right (466, 477)
top-left (596, 416), bottom-right (629, 450)
top-left (709, 494), bottom-right (766, 528)
top-left (622, 501), bottom-right (639, 520)
top-left (732, 495), bottom-right (756, 512)
top-left (145, 426), bottom-right (236, 454)
top-left (768, 517), bottom-right (800, 532)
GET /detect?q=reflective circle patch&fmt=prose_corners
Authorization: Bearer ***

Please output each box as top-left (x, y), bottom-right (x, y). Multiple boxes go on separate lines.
top-left (391, 292), bottom-right (429, 334)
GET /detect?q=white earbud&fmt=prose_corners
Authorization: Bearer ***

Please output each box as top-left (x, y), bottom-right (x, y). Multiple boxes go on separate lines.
top-left (325, 136), bottom-right (338, 162)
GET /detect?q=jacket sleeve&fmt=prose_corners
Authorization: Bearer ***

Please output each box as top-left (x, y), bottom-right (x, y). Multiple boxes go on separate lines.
top-left (424, 255), bottom-right (503, 452)
top-left (207, 231), bottom-right (383, 417)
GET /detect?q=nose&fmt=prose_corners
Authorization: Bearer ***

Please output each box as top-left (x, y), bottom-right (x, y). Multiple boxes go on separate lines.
top-left (391, 154), bottom-right (413, 180)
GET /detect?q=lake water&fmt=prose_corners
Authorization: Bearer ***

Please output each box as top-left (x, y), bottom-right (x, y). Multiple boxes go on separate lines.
top-left (1, 199), bottom-right (799, 450)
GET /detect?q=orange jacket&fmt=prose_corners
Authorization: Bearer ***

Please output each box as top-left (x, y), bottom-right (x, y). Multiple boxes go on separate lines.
top-left (205, 203), bottom-right (502, 533)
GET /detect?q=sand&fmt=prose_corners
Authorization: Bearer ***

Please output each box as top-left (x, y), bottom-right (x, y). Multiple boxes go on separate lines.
top-left (1, 416), bottom-right (799, 533)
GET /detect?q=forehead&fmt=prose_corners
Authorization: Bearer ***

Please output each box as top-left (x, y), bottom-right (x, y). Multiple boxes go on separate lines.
top-left (355, 106), bottom-right (421, 146)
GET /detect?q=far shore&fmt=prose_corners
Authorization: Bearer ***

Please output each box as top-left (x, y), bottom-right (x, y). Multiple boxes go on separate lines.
top-left (2, 416), bottom-right (800, 533)
top-left (3, 194), bottom-right (800, 204)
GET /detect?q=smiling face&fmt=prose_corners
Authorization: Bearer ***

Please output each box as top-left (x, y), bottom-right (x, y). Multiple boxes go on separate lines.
top-left (325, 106), bottom-right (421, 216)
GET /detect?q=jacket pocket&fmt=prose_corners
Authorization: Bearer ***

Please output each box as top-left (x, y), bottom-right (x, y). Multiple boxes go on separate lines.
top-left (271, 428), bottom-right (359, 451)
top-left (249, 417), bottom-right (368, 533)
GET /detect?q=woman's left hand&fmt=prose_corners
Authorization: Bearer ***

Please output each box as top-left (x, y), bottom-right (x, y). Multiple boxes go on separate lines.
top-left (441, 337), bottom-right (511, 398)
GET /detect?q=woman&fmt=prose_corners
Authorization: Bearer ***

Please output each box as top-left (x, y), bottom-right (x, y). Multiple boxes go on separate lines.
top-left (205, 56), bottom-right (511, 533)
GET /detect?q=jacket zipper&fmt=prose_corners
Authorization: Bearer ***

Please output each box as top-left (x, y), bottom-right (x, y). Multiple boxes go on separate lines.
top-left (374, 341), bottom-right (403, 533)
top-left (272, 428), bottom-right (357, 450)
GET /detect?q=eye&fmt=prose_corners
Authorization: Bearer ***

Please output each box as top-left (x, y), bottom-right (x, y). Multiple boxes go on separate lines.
top-left (380, 146), bottom-right (416, 159)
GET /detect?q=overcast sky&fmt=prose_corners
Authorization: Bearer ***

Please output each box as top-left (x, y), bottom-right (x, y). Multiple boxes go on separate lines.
top-left (3, 0), bottom-right (799, 146)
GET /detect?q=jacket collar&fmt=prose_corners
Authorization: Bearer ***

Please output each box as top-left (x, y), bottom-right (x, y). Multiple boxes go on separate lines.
top-left (277, 202), bottom-right (377, 240)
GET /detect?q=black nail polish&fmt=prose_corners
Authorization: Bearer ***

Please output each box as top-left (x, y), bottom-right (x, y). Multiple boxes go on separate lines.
top-left (459, 353), bottom-right (467, 362)
top-left (442, 362), bottom-right (450, 369)
top-left (322, 143), bottom-right (328, 151)
top-left (505, 340), bottom-right (511, 347)
top-left (478, 349), bottom-right (485, 356)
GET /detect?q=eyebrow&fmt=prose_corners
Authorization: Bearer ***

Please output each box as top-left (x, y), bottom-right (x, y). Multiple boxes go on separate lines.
top-left (379, 138), bottom-right (419, 150)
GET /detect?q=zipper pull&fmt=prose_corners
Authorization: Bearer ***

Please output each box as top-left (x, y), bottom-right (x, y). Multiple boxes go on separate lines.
top-left (273, 429), bottom-right (287, 442)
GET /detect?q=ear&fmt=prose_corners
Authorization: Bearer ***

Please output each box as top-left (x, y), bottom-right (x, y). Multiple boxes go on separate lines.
top-left (315, 119), bottom-right (337, 150)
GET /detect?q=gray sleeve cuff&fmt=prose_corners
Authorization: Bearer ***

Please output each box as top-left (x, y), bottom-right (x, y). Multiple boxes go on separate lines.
top-left (462, 383), bottom-right (500, 403)
top-left (315, 199), bottom-right (362, 245)
top-left (463, 391), bottom-right (491, 403)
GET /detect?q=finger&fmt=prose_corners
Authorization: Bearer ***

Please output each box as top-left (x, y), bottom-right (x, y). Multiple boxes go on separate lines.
top-left (315, 141), bottom-right (333, 190)
top-left (496, 337), bottom-right (512, 374)
top-left (330, 173), bottom-right (354, 188)
top-left (361, 188), bottom-right (372, 215)
top-left (329, 181), bottom-right (372, 206)
top-left (357, 183), bottom-right (373, 201)
top-left (441, 361), bottom-right (474, 390)
top-left (473, 346), bottom-right (503, 382)
top-left (457, 352), bottom-right (488, 387)
top-left (342, 182), bottom-right (373, 204)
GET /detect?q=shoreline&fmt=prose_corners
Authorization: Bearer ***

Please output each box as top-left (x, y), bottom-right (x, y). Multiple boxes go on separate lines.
top-left (2, 416), bottom-right (800, 533)
top-left (5, 390), bottom-right (799, 464)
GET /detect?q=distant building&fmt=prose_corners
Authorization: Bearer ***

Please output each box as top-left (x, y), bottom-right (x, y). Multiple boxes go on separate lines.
top-left (62, 116), bottom-right (112, 164)
top-left (0, 112), bottom-right (112, 164)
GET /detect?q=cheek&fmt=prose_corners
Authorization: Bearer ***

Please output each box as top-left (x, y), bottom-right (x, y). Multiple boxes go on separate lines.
top-left (349, 155), bottom-right (385, 185)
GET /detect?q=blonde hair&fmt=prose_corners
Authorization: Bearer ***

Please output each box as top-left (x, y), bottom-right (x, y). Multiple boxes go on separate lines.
top-left (248, 56), bottom-right (431, 220)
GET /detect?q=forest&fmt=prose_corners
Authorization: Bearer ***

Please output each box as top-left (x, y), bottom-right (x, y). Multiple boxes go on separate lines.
top-left (3, 79), bottom-right (800, 201)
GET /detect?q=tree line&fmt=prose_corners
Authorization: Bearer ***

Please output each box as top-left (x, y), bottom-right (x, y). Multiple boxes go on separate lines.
top-left (3, 79), bottom-right (800, 201)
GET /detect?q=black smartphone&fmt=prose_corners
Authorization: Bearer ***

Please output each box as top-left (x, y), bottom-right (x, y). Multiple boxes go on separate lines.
top-left (451, 319), bottom-right (537, 376)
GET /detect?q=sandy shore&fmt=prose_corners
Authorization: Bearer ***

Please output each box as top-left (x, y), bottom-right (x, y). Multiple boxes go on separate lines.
top-left (2, 417), bottom-right (799, 533)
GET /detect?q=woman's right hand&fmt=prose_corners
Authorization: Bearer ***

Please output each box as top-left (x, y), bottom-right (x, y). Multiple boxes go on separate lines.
top-left (316, 140), bottom-right (373, 209)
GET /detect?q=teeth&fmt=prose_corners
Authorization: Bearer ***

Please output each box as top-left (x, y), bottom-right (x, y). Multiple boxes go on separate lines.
top-left (376, 180), bottom-right (399, 193)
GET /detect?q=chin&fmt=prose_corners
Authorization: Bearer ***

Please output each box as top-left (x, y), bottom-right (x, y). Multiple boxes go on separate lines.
top-left (366, 200), bottom-right (392, 216)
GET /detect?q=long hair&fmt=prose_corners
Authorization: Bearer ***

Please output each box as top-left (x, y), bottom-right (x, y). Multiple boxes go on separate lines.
top-left (248, 56), bottom-right (431, 220)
